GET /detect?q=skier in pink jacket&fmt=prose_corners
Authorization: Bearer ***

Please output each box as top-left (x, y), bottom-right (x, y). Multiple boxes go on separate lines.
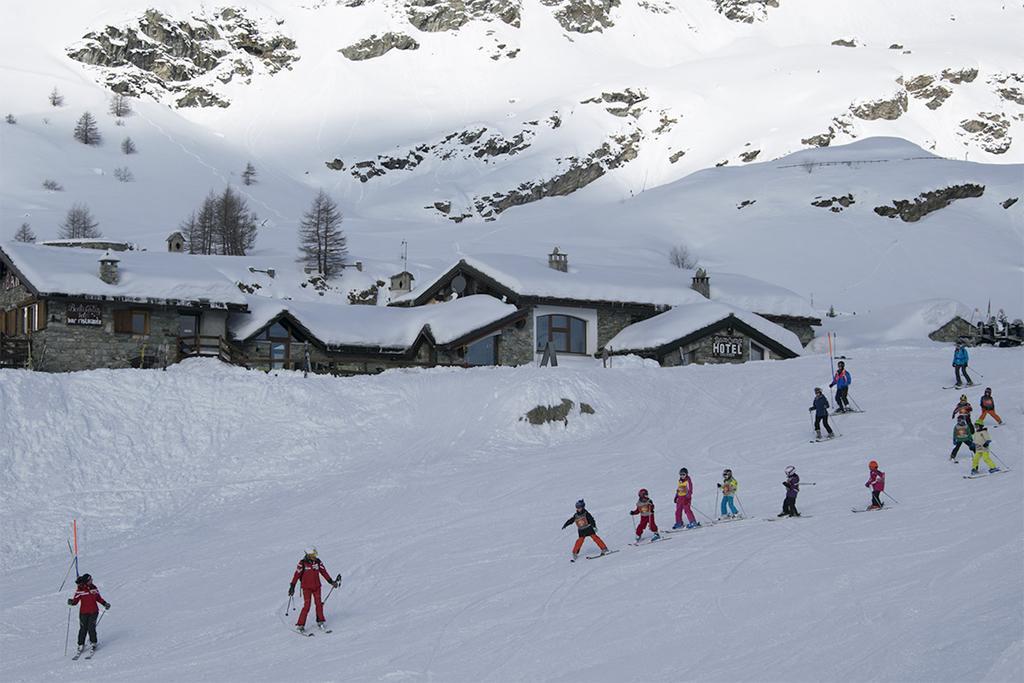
top-left (865, 460), bottom-right (885, 510)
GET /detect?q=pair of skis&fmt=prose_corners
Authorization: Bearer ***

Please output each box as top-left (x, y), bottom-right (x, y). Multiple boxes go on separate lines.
top-left (963, 469), bottom-right (1009, 480)
top-left (810, 433), bottom-right (843, 443)
top-left (71, 645), bottom-right (97, 661)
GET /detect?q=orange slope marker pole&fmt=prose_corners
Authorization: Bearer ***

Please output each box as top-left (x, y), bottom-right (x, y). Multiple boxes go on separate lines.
top-left (73, 519), bottom-right (79, 577)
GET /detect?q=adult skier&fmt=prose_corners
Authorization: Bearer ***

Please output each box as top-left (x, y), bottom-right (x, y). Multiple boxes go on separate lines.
top-left (67, 573), bottom-right (109, 657)
top-left (829, 360), bottom-right (853, 413)
top-left (951, 394), bottom-right (973, 422)
top-left (288, 547), bottom-right (339, 634)
top-left (978, 388), bottom-right (1003, 425)
top-left (779, 466), bottom-right (800, 517)
top-left (865, 460), bottom-right (885, 510)
top-left (630, 488), bottom-right (661, 541)
top-left (952, 341), bottom-right (973, 387)
top-left (673, 468), bottom-right (699, 529)
top-left (809, 387), bottom-right (835, 439)
top-left (718, 468), bottom-right (739, 519)
top-left (970, 421), bottom-right (1001, 475)
top-left (950, 415), bottom-right (976, 461)
top-left (562, 499), bottom-right (609, 561)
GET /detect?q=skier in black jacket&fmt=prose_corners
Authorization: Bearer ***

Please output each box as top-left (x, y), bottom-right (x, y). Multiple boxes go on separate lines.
top-left (809, 387), bottom-right (835, 439)
top-left (562, 499), bottom-right (609, 561)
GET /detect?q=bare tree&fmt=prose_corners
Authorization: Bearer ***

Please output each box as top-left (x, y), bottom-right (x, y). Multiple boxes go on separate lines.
top-left (42, 179), bottom-right (64, 191)
top-left (14, 223), bottom-right (36, 243)
top-left (48, 87), bottom-right (64, 107)
top-left (59, 203), bottom-right (102, 239)
top-left (73, 112), bottom-right (102, 145)
top-left (297, 189), bottom-right (348, 278)
top-left (121, 136), bottom-right (137, 154)
top-left (668, 244), bottom-right (699, 269)
top-left (113, 167), bottom-right (134, 182)
top-left (241, 161), bottom-right (257, 186)
top-left (108, 94), bottom-right (133, 118)
top-left (215, 186), bottom-right (259, 255)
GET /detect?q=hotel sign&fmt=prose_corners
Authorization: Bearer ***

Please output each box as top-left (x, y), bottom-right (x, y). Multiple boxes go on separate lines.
top-left (711, 335), bottom-right (744, 358)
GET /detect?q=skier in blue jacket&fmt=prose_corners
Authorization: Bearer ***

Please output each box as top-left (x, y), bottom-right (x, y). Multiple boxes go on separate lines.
top-left (952, 342), bottom-right (973, 388)
top-left (809, 387), bottom-right (835, 439)
top-left (829, 361), bottom-right (853, 413)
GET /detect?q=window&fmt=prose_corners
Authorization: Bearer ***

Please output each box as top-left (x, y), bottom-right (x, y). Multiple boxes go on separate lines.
top-left (256, 319), bottom-right (301, 369)
top-left (536, 314), bottom-right (587, 355)
top-left (464, 336), bottom-right (498, 366)
top-left (10, 302), bottom-right (46, 335)
top-left (750, 342), bottom-right (766, 361)
top-left (114, 309), bottom-right (150, 335)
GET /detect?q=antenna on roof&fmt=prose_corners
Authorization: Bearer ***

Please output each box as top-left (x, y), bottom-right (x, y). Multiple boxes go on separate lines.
top-left (400, 240), bottom-right (408, 272)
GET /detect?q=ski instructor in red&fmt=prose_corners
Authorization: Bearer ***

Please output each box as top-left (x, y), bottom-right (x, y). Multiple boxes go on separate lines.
top-left (288, 547), bottom-right (339, 633)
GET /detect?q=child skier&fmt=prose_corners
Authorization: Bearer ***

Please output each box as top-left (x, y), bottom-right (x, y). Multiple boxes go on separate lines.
top-left (562, 499), bottom-right (609, 561)
top-left (809, 388), bottom-right (835, 439)
top-left (288, 547), bottom-right (340, 634)
top-left (951, 394), bottom-right (973, 422)
top-left (67, 573), bottom-right (110, 657)
top-left (950, 415), bottom-right (976, 461)
top-left (829, 361), bottom-right (853, 413)
top-left (673, 468), bottom-right (699, 529)
top-left (630, 488), bottom-right (661, 541)
top-left (978, 388), bottom-right (1004, 425)
top-left (779, 466), bottom-right (800, 517)
top-left (952, 342), bottom-right (973, 387)
top-left (971, 421), bottom-right (1001, 475)
top-left (865, 460), bottom-right (885, 510)
top-left (718, 468), bottom-right (739, 519)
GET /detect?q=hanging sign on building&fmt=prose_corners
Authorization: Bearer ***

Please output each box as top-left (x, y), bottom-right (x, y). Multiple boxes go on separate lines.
top-left (711, 335), bottom-right (744, 358)
top-left (66, 302), bottom-right (103, 326)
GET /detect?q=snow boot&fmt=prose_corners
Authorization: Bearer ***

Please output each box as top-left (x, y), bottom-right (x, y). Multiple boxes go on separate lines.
top-left (635, 535), bottom-right (642, 542)
top-left (76, 644), bottom-right (84, 655)
top-left (600, 548), bottom-right (609, 556)
top-left (826, 433), bottom-right (835, 439)
top-left (296, 626), bottom-right (307, 634)
top-left (777, 512), bottom-right (787, 517)
top-left (989, 467), bottom-right (1001, 473)
top-left (317, 622), bottom-right (329, 632)
top-left (652, 533), bottom-right (661, 541)
top-left (815, 429), bottom-right (822, 439)
top-left (672, 522), bottom-right (684, 529)
top-left (971, 467), bottom-right (979, 475)
top-left (571, 552), bottom-right (579, 562)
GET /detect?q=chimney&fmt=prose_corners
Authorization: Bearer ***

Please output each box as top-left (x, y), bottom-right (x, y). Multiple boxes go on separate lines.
top-left (390, 271), bottom-right (414, 296)
top-left (691, 267), bottom-right (710, 299)
top-left (548, 247), bottom-right (568, 272)
top-left (99, 253), bottom-right (120, 285)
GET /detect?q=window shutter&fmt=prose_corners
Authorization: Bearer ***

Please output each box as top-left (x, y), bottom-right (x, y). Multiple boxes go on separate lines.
top-left (114, 309), bottom-right (132, 334)
top-left (37, 301), bottom-right (47, 331)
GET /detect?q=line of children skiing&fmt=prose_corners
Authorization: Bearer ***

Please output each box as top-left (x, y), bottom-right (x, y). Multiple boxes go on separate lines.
top-left (949, 389), bottom-right (1004, 475)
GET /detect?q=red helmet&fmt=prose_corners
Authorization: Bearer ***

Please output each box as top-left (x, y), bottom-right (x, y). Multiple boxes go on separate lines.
top-left (868, 460), bottom-right (878, 469)
top-left (638, 488), bottom-right (648, 498)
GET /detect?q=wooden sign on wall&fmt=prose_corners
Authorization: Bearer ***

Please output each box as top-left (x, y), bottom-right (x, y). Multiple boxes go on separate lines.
top-left (66, 302), bottom-right (102, 326)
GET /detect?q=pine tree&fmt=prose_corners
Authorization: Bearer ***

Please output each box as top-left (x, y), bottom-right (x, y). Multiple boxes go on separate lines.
top-left (241, 162), bottom-right (257, 186)
top-left (48, 87), bottom-right (64, 107)
top-left (4, 114), bottom-right (15, 124)
top-left (121, 136), bottom-right (137, 154)
top-left (14, 222), bottom-right (36, 243)
top-left (214, 186), bottom-right (258, 255)
top-left (73, 112), bottom-right (101, 146)
top-left (297, 190), bottom-right (348, 278)
top-left (108, 94), bottom-right (132, 118)
top-left (59, 204), bottom-right (102, 239)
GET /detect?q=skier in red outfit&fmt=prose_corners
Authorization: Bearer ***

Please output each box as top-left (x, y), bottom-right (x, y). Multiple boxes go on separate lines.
top-left (865, 460), bottom-right (886, 510)
top-left (630, 488), bottom-right (660, 541)
top-left (288, 547), bottom-right (339, 633)
top-left (67, 573), bottom-right (109, 656)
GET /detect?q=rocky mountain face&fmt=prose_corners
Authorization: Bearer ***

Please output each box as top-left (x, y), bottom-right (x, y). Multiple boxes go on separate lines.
top-left (66, 7), bottom-right (298, 108)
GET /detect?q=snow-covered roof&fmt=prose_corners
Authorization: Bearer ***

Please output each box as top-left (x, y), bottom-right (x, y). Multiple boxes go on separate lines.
top-left (1, 241), bottom-right (247, 308)
top-left (607, 300), bottom-right (804, 357)
top-left (394, 254), bottom-right (818, 319)
top-left (230, 294), bottom-right (520, 349)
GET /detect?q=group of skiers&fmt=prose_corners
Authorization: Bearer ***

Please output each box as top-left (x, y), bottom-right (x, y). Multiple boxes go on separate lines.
top-left (950, 388), bottom-right (1004, 474)
top-left (808, 360), bottom-right (855, 439)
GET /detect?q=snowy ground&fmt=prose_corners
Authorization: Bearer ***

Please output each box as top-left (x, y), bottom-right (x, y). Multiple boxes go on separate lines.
top-left (1, 343), bottom-right (1021, 681)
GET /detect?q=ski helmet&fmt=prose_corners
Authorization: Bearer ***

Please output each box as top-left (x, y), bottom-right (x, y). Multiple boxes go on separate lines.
top-left (75, 573), bottom-right (92, 585)
top-left (575, 499), bottom-right (585, 509)
top-left (960, 394), bottom-right (968, 401)
top-left (784, 466), bottom-right (796, 476)
top-left (723, 468), bottom-right (732, 478)
top-left (984, 387), bottom-right (992, 393)
top-left (304, 546), bottom-right (318, 558)
top-left (814, 387), bottom-right (823, 394)
top-left (679, 468), bottom-right (688, 477)
top-left (868, 460), bottom-right (878, 469)
top-left (975, 420), bottom-right (985, 428)
top-left (638, 488), bottom-right (649, 498)
top-left (837, 361), bottom-right (845, 367)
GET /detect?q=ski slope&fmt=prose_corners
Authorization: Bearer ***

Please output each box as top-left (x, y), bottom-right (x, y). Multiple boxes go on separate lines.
top-left (1, 343), bottom-right (1021, 681)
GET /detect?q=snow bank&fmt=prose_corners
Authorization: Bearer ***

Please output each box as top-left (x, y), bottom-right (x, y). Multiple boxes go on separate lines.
top-left (810, 298), bottom-right (977, 351)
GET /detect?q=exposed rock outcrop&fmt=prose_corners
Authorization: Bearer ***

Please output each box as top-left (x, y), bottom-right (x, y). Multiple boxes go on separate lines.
top-left (523, 398), bottom-right (594, 425)
top-left (959, 113), bottom-right (1011, 154)
top-left (66, 7), bottom-right (298, 108)
top-left (812, 193), bottom-right (855, 212)
top-left (1001, 197), bottom-right (1019, 209)
top-left (340, 32), bottom-right (419, 60)
top-left (541, 0), bottom-right (621, 33)
top-left (851, 91), bottom-right (908, 120)
top-left (713, 0), bottom-right (779, 23)
top-left (739, 148), bottom-right (761, 162)
top-left (873, 184), bottom-right (985, 222)
top-left (905, 74), bottom-right (952, 110)
top-left (406, 0), bottom-right (521, 33)
top-left (990, 73), bottom-right (1024, 105)
top-left (831, 38), bottom-right (858, 47)
top-left (941, 68), bottom-right (978, 84)
top-left (582, 88), bottom-right (648, 117)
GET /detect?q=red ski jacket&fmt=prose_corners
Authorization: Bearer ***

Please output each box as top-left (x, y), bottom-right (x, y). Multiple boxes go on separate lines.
top-left (71, 583), bottom-right (107, 615)
top-left (291, 558), bottom-right (333, 591)
top-left (866, 469), bottom-right (885, 492)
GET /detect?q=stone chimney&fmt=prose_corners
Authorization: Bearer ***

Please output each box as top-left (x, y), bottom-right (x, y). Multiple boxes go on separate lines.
top-left (390, 271), bottom-right (414, 296)
top-left (691, 267), bottom-right (710, 299)
top-left (548, 247), bottom-right (568, 272)
top-left (99, 253), bottom-right (120, 285)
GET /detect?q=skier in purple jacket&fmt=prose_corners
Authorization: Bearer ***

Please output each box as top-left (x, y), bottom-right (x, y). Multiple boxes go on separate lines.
top-left (778, 466), bottom-right (800, 517)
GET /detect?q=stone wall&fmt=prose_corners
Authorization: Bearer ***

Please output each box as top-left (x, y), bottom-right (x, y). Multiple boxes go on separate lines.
top-left (498, 317), bottom-right (534, 365)
top-left (597, 307), bottom-right (654, 350)
top-left (0, 282), bottom-right (33, 312)
top-left (761, 315), bottom-right (816, 347)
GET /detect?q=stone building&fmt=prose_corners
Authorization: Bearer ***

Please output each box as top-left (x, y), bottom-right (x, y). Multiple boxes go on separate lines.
top-left (605, 301), bottom-right (803, 366)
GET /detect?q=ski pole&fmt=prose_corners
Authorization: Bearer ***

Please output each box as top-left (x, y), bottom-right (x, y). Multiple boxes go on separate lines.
top-left (97, 608), bottom-right (108, 626)
top-left (849, 395), bottom-right (864, 412)
top-left (323, 575), bottom-right (343, 604)
top-left (714, 489), bottom-right (720, 520)
top-left (734, 494), bottom-right (748, 518)
top-left (691, 504), bottom-right (716, 524)
top-left (988, 449), bottom-right (1012, 470)
top-left (799, 482), bottom-right (817, 486)
top-left (285, 593), bottom-right (293, 616)
top-left (64, 606), bottom-right (71, 657)
top-left (58, 555), bottom-right (76, 592)
top-left (882, 491), bottom-right (900, 505)
top-left (968, 366), bottom-right (984, 379)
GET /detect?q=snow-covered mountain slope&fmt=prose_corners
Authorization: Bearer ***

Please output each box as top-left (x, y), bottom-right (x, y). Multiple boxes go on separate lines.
top-left (1, 344), bottom-right (1021, 680)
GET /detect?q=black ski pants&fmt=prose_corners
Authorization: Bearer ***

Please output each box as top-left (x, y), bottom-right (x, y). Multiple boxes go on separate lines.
top-left (955, 366), bottom-right (972, 385)
top-left (871, 491), bottom-right (883, 508)
top-left (78, 613), bottom-right (98, 646)
top-left (950, 441), bottom-right (975, 459)
top-left (782, 496), bottom-right (799, 516)
top-left (835, 386), bottom-right (850, 410)
top-left (814, 415), bottom-right (834, 435)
